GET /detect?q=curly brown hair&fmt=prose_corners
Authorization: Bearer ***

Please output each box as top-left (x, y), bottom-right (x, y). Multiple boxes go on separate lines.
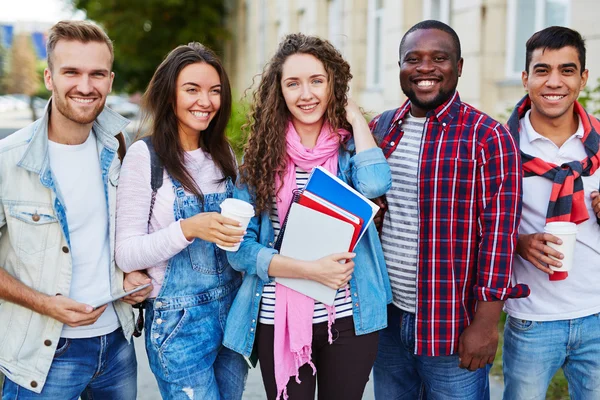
top-left (239, 33), bottom-right (353, 214)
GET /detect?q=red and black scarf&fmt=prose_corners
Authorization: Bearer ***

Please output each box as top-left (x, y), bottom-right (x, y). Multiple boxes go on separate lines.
top-left (507, 95), bottom-right (600, 225)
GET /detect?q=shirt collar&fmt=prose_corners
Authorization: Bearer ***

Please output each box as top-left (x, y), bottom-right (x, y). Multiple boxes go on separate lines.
top-left (393, 91), bottom-right (461, 127)
top-left (523, 109), bottom-right (584, 144)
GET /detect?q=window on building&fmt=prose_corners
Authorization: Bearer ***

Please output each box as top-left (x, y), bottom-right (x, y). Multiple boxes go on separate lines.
top-left (366, 0), bottom-right (384, 89)
top-left (506, 0), bottom-right (570, 78)
top-left (423, 0), bottom-right (450, 23)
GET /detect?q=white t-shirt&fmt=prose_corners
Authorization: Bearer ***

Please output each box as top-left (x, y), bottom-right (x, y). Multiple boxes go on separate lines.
top-left (49, 131), bottom-right (120, 338)
top-left (504, 110), bottom-right (600, 321)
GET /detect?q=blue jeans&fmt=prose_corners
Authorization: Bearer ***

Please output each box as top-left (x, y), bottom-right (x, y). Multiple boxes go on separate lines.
top-left (373, 305), bottom-right (490, 400)
top-left (2, 328), bottom-right (136, 400)
top-left (503, 313), bottom-right (600, 400)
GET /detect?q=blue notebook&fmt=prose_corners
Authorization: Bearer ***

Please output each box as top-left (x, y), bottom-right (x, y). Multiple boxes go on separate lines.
top-left (304, 166), bottom-right (379, 244)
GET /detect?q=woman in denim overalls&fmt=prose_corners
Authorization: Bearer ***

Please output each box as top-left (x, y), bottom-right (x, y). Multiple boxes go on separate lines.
top-left (115, 43), bottom-right (247, 399)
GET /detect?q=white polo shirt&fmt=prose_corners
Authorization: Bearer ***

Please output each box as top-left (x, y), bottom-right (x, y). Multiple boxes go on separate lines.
top-left (505, 110), bottom-right (600, 321)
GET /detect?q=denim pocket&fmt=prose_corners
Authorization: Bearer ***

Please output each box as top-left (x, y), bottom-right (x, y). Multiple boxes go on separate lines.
top-left (54, 338), bottom-right (70, 358)
top-left (8, 204), bottom-right (60, 255)
top-left (188, 239), bottom-right (227, 275)
top-left (157, 304), bottom-right (222, 380)
top-left (507, 316), bottom-right (537, 332)
top-left (151, 308), bottom-right (189, 353)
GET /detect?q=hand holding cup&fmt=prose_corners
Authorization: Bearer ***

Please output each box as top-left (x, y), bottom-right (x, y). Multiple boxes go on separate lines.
top-left (180, 212), bottom-right (245, 249)
top-left (217, 198), bottom-right (255, 251)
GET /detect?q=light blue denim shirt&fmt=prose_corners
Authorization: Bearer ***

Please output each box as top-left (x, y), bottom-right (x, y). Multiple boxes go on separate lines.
top-left (0, 100), bottom-right (134, 393)
top-left (223, 142), bottom-right (393, 357)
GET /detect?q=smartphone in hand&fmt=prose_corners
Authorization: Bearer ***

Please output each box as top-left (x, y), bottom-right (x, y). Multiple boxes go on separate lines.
top-left (89, 283), bottom-right (151, 310)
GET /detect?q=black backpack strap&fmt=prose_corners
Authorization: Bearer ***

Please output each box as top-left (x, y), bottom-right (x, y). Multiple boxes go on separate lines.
top-left (372, 108), bottom-right (398, 144)
top-left (141, 137), bottom-right (163, 226)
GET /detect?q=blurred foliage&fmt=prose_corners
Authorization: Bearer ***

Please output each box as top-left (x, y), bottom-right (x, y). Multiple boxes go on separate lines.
top-left (0, 44), bottom-right (7, 94)
top-left (35, 61), bottom-right (51, 99)
top-left (4, 34), bottom-right (39, 96)
top-left (71, 0), bottom-right (229, 93)
top-left (226, 99), bottom-right (248, 161)
top-left (578, 76), bottom-right (600, 116)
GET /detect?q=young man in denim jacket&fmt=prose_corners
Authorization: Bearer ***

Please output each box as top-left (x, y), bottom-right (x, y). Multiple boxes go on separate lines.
top-left (369, 20), bottom-right (528, 399)
top-left (0, 21), bottom-right (151, 398)
top-left (503, 26), bottom-right (600, 399)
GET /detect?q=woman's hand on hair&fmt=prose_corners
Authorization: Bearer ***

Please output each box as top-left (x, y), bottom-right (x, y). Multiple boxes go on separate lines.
top-left (180, 212), bottom-right (245, 247)
top-left (344, 98), bottom-right (362, 126)
top-left (345, 98), bottom-right (377, 152)
top-left (307, 252), bottom-right (356, 290)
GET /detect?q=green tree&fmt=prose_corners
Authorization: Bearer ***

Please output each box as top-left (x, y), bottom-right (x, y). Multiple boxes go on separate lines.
top-left (4, 34), bottom-right (41, 120)
top-left (578, 76), bottom-right (600, 116)
top-left (71, 0), bottom-right (229, 93)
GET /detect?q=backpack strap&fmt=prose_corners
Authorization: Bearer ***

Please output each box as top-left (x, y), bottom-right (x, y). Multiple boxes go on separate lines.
top-left (141, 137), bottom-right (164, 226)
top-left (372, 108), bottom-right (398, 144)
top-left (370, 109), bottom-right (397, 235)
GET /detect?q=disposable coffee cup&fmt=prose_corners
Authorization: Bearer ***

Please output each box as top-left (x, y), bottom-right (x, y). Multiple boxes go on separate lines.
top-left (543, 221), bottom-right (578, 281)
top-left (218, 198), bottom-right (255, 252)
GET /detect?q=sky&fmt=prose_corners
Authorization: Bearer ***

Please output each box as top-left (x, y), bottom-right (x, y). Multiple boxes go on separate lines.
top-left (0, 0), bottom-right (85, 23)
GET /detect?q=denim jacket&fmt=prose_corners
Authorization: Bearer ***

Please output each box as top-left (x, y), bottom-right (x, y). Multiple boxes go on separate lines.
top-left (223, 143), bottom-right (393, 357)
top-left (0, 101), bottom-right (135, 393)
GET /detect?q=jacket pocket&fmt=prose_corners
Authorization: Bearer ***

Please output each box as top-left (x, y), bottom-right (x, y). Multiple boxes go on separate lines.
top-left (8, 204), bottom-right (60, 255)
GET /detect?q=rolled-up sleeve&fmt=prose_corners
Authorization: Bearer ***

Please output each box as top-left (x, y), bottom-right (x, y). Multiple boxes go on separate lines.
top-left (350, 147), bottom-right (392, 199)
top-left (474, 124), bottom-right (529, 301)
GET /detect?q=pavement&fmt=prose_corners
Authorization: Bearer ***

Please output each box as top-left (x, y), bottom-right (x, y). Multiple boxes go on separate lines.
top-left (0, 109), bottom-right (504, 400)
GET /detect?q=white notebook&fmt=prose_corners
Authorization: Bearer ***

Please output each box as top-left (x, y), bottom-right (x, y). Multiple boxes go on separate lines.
top-left (275, 203), bottom-right (355, 305)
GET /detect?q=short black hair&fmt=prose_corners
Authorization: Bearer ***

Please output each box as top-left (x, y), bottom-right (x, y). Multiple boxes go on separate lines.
top-left (525, 26), bottom-right (586, 74)
top-left (399, 20), bottom-right (461, 61)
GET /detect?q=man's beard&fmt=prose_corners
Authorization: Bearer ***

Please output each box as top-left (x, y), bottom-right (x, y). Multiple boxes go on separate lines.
top-left (402, 86), bottom-right (454, 113)
top-left (53, 91), bottom-right (105, 125)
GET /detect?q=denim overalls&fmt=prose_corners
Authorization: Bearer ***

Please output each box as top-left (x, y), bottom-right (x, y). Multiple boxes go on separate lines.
top-left (144, 176), bottom-right (247, 399)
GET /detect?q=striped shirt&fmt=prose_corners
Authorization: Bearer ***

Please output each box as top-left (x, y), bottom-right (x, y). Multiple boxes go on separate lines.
top-left (258, 166), bottom-right (354, 325)
top-left (369, 91), bottom-right (529, 356)
top-left (381, 114), bottom-right (425, 313)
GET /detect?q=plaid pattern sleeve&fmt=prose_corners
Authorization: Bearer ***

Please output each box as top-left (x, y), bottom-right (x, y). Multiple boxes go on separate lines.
top-left (473, 122), bottom-right (529, 302)
top-left (373, 93), bottom-right (529, 356)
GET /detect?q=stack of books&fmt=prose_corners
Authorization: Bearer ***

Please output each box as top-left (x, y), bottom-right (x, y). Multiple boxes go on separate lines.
top-left (275, 166), bottom-right (379, 305)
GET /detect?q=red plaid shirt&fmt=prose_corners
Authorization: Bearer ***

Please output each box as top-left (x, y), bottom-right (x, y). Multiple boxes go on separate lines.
top-left (370, 92), bottom-right (530, 356)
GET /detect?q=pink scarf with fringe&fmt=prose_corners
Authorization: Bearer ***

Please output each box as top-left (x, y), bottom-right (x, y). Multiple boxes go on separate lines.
top-left (273, 120), bottom-right (349, 400)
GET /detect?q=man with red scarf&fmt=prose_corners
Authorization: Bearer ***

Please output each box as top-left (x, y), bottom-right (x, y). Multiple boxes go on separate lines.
top-left (503, 26), bottom-right (600, 399)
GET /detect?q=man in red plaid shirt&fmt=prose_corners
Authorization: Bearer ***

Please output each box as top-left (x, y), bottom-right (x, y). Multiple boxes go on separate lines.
top-left (370, 20), bottom-right (529, 399)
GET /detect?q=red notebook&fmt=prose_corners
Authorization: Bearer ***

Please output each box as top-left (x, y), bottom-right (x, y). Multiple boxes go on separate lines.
top-left (298, 190), bottom-right (364, 251)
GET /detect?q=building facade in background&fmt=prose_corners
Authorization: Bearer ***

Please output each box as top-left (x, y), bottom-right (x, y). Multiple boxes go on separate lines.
top-left (223, 0), bottom-right (600, 119)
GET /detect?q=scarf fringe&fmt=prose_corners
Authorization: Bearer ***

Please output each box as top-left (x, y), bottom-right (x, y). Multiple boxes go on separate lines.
top-left (325, 304), bottom-right (337, 344)
top-left (276, 386), bottom-right (288, 400)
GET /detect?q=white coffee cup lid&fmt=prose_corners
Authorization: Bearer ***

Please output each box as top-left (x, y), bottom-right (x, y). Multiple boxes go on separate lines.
top-left (543, 221), bottom-right (578, 235)
top-left (220, 198), bottom-right (254, 217)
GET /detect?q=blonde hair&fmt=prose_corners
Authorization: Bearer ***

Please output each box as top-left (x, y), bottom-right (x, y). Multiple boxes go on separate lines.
top-left (46, 20), bottom-right (114, 71)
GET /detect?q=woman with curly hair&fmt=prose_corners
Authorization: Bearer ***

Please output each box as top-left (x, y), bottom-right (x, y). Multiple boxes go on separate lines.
top-left (115, 43), bottom-right (248, 399)
top-left (223, 33), bottom-right (392, 400)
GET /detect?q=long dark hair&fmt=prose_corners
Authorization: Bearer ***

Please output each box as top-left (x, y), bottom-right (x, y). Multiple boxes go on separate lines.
top-left (239, 33), bottom-right (352, 213)
top-left (140, 42), bottom-right (236, 200)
